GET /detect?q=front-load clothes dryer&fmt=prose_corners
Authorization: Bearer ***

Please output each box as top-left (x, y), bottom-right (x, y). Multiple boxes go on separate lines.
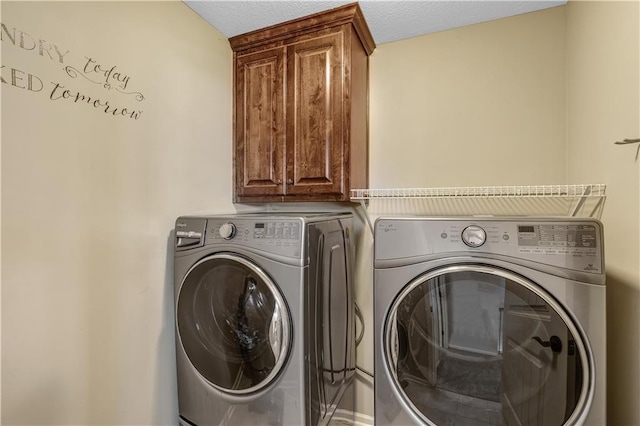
top-left (173, 213), bottom-right (356, 426)
top-left (374, 217), bottom-right (606, 426)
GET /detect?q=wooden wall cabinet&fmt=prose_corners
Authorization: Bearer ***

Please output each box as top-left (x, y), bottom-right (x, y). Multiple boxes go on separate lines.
top-left (230, 3), bottom-right (375, 203)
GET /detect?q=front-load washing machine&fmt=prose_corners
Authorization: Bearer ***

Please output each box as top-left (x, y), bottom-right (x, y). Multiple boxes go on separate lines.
top-left (374, 217), bottom-right (606, 426)
top-left (173, 213), bottom-right (356, 425)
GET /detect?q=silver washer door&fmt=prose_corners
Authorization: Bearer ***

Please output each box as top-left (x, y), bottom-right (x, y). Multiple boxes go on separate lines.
top-left (177, 253), bottom-right (291, 395)
top-left (385, 264), bottom-right (592, 426)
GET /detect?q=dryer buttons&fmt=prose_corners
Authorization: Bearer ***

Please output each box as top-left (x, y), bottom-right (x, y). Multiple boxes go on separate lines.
top-left (462, 225), bottom-right (487, 248)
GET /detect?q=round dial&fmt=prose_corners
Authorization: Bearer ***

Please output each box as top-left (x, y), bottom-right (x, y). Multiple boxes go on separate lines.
top-left (461, 225), bottom-right (487, 248)
top-left (218, 223), bottom-right (236, 240)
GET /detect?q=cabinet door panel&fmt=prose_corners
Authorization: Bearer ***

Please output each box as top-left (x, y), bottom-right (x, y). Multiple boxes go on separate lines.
top-left (287, 33), bottom-right (344, 196)
top-left (236, 48), bottom-right (286, 198)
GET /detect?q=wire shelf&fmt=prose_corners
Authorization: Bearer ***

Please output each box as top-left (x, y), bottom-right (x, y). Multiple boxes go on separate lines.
top-left (350, 184), bottom-right (606, 218)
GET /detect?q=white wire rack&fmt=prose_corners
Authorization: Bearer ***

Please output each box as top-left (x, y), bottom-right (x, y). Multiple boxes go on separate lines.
top-left (350, 184), bottom-right (606, 219)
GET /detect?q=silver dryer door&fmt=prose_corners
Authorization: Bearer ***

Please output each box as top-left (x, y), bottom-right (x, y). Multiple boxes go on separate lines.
top-left (385, 264), bottom-right (592, 426)
top-left (176, 253), bottom-right (291, 395)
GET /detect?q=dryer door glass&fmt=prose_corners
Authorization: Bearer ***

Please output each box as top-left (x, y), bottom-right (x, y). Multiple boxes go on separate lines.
top-left (177, 254), bottom-right (291, 395)
top-left (386, 265), bottom-right (590, 426)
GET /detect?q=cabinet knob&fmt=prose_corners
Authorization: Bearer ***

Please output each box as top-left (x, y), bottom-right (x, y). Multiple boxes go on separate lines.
top-left (287, 179), bottom-right (294, 185)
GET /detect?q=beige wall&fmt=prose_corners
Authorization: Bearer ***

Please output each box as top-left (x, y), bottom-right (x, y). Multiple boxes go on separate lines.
top-left (1, 1), bottom-right (233, 424)
top-left (3, 1), bottom-right (638, 425)
top-left (370, 6), bottom-right (567, 189)
top-left (566, 1), bottom-right (640, 425)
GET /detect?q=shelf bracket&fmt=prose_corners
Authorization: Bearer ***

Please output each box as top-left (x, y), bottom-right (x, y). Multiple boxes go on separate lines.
top-left (570, 185), bottom-right (592, 217)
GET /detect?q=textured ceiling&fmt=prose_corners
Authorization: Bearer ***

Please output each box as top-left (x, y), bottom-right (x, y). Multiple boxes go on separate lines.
top-left (184, 0), bottom-right (566, 45)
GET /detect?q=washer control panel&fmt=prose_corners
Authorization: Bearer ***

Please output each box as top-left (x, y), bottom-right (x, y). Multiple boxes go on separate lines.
top-left (205, 219), bottom-right (303, 259)
top-left (252, 221), bottom-right (301, 241)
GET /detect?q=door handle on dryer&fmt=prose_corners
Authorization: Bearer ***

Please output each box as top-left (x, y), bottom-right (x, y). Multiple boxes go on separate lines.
top-left (532, 335), bottom-right (563, 353)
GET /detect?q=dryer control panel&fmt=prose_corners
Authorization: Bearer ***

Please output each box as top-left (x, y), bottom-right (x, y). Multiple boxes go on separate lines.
top-left (516, 223), bottom-right (598, 252)
top-left (375, 218), bottom-right (604, 275)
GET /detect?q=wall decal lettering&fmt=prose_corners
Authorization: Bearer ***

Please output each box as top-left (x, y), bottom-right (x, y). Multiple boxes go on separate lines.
top-left (1, 22), bottom-right (145, 120)
top-left (1, 65), bottom-right (44, 92)
top-left (63, 57), bottom-right (145, 101)
top-left (49, 82), bottom-right (143, 119)
top-left (1, 23), bottom-right (70, 63)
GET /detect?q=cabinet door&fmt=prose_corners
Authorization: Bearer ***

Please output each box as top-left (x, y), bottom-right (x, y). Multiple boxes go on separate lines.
top-left (286, 32), bottom-right (344, 196)
top-left (235, 48), bottom-right (286, 198)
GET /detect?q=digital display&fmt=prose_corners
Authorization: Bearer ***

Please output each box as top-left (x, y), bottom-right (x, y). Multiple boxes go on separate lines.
top-left (518, 226), bottom-right (535, 233)
top-left (255, 223), bottom-right (265, 229)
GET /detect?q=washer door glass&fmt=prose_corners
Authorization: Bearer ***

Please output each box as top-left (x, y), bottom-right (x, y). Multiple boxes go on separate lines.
top-left (177, 253), bottom-right (291, 395)
top-left (386, 265), bottom-right (590, 426)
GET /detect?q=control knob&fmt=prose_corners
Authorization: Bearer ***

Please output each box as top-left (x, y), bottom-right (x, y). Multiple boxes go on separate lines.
top-left (219, 223), bottom-right (237, 240)
top-left (462, 225), bottom-right (487, 248)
